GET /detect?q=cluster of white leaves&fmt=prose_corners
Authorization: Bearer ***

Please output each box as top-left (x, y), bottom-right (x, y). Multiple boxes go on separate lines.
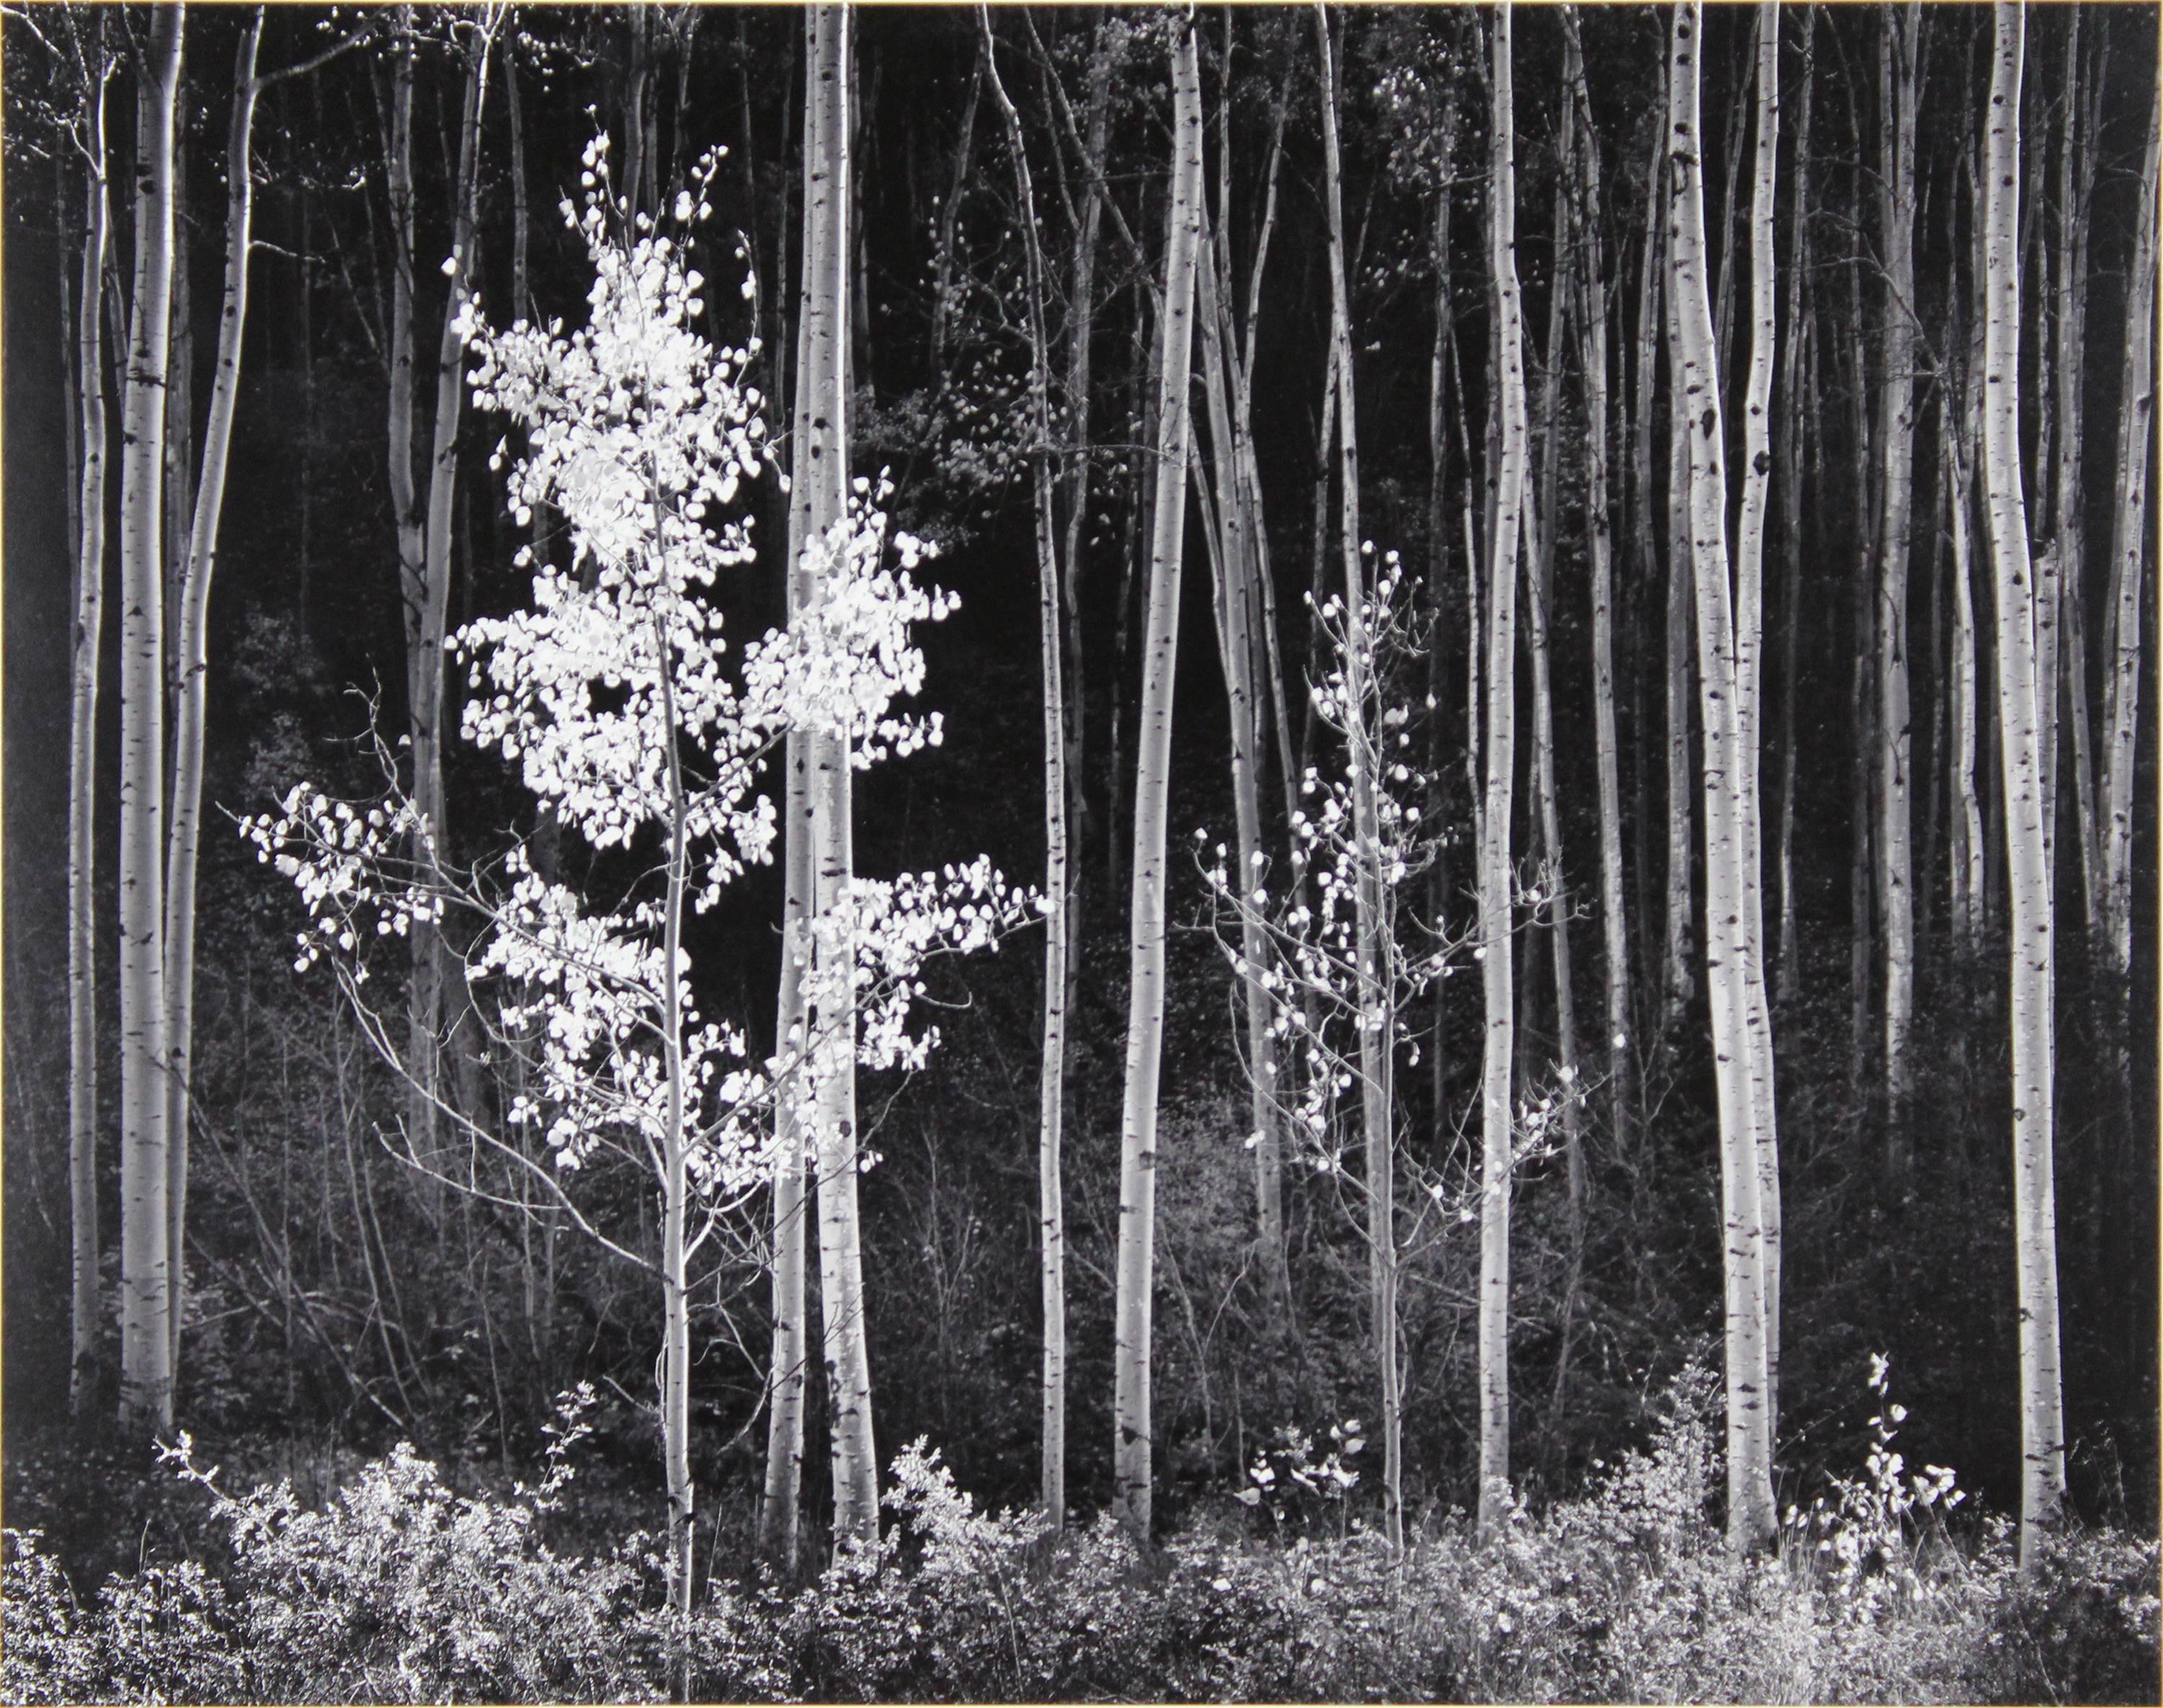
top-left (1202, 554), bottom-right (1456, 1177)
top-left (248, 135), bottom-right (1022, 1207)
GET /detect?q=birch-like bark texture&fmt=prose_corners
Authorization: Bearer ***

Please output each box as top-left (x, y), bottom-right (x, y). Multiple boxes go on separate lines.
top-left (117, 4), bottom-right (185, 1437)
top-left (1562, 14), bottom-right (1628, 1152)
top-left (1477, 0), bottom-right (1529, 1545)
top-left (68, 84), bottom-right (112, 1418)
top-left (653, 605), bottom-right (695, 1620)
top-left (800, 2), bottom-right (880, 1552)
top-left (1947, 397), bottom-right (1987, 952)
top-left (1981, 0), bottom-right (2066, 1572)
top-left (1666, 0), bottom-right (1777, 1553)
top-left (1737, 0), bottom-right (1784, 1428)
top-left (1315, 0), bottom-right (1403, 1557)
top-left (1874, 4), bottom-right (1921, 1144)
top-left (758, 11), bottom-right (825, 1562)
top-left (1111, 14), bottom-right (1202, 1540)
top-left (1774, 12), bottom-right (1815, 1004)
top-left (2102, 94), bottom-right (2157, 977)
top-left (978, 6), bottom-right (1069, 1529)
top-left (163, 11), bottom-right (267, 1385)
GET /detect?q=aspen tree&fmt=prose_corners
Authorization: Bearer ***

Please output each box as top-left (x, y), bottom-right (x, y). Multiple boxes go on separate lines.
top-left (117, 2), bottom-right (185, 1438)
top-left (1875, 4), bottom-right (1920, 1147)
top-left (2103, 96), bottom-right (2158, 977)
top-left (1314, 0), bottom-right (1403, 1554)
top-left (1774, 10), bottom-right (1815, 1003)
top-left (165, 11), bottom-right (359, 1384)
top-left (1477, 0), bottom-right (1529, 1544)
top-left (1946, 363), bottom-right (1988, 952)
top-left (1981, 0), bottom-right (2067, 1571)
top-left (1666, 0), bottom-right (1777, 1552)
top-left (1111, 10), bottom-right (1202, 1539)
top-left (68, 59), bottom-right (113, 1418)
top-left (796, 2), bottom-right (881, 1551)
top-left (1735, 0), bottom-right (1784, 1415)
top-left (978, 4), bottom-right (1070, 1528)
top-left (1562, 13), bottom-right (1628, 1151)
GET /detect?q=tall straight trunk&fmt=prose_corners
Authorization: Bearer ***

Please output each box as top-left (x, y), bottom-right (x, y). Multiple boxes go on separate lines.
top-left (1477, 0), bottom-right (1529, 1544)
top-left (758, 12), bottom-right (826, 1559)
top-left (1195, 223), bottom-right (1286, 1322)
top-left (118, 4), bottom-right (185, 1437)
top-left (2053, 19), bottom-right (2103, 942)
top-left (1846, 240), bottom-right (1877, 1089)
top-left (1632, 107), bottom-right (1668, 1029)
top-left (1876, 3), bottom-right (1921, 1144)
top-left (978, 6), bottom-right (1069, 1529)
top-left (1667, 0), bottom-right (1777, 1553)
top-left (1664, 274), bottom-right (1696, 1052)
top-left (164, 12), bottom-right (268, 1386)
top-left (926, 48), bottom-right (981, 377)
top-left (163, 125), bottom-right (192, 722)
top-left (2103, 97), bottom-right (2159, 976)
top-left (1564, 14), bottom-right (1627, 1150)
top-left (1981, 0), bottom-right (2066, 1571)
top-left (1735, 0), bottom-right (1783, 1417)
top-left (797, 3), bottom-right (879, 1552)
top-left (1947, 404), bottom-right (1988, 950)
top-left (68, 91), bottom-right (113, 1419)
top-left (1111, 16), bottom-right (1201, 1539)
top-left (1315, 0), bottom-right (1401, 1557)
top-left (1774, 12), bottom-right (1815, 1006)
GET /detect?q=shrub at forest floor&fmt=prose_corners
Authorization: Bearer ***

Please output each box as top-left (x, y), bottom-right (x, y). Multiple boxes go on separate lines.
top-left (5, 1373), bottom-right (2156, 1704)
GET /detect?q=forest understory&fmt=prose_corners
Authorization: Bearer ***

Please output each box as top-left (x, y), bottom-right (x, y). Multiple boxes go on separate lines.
top-left (2, 1), bottom-right (2158, 1702)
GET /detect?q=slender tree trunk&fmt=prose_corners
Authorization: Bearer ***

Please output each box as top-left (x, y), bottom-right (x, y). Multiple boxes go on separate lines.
top-left (799, 3), bottom-right (880, 1552)
top-left (1735, 0), bottom-right (1784, 1422)
top-left (1875, 4), bottom-right (1920, 1154)
top-left (1667, 0), bottom-right (1777, 1553)
top-left (758, 12), bottom-right (824, 1556)
top-left (1565, 15), bottom-right (1628, 1151)
top-left (164, 12), bottom-right (268, 1386)
top-left (1947, 404), bottom-right (1988, 952)
top-left (68, 91), bottom-right (113, 1420)
top-left (1314, 0), bottom-right (1402, 1557)
top-left (1478, 0), bottom-right (1529, 1544)
top-left (2103, 97), bottom-right (2158, 977)
top-left (1981, 0), bottom-right (2066, 1571)
top-left (1111, 15), bottom-right (1201, 1539)
top-left (1774, 14), bottom-right (1815, 1006)
top-left (118, 4), bottom-right (185, 1438)
top-left (979, 6), bottom-right (1069, 1529)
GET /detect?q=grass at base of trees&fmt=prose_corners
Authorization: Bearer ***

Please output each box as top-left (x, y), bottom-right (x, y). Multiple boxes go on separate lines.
top-left (6, 1370), bottom-right (2155, 1705)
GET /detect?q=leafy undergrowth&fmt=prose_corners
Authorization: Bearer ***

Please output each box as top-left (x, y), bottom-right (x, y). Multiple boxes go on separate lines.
top-left (6, 1376), bottom-right (2154, 1705)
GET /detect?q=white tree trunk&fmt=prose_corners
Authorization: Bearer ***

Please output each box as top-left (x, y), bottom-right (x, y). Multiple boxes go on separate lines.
top-left (978, 6), bottom-right (1069, 1529)
top-left (1667, 0), bottom-right (1777, 1552)
top-left (800, 2), bottom-right (880, 1552)
top-left (1111, 14), bottom-right (1201, 1539)
top-left (1477, 0), bottom-right (1529, 1544)
top-left (163, 13), bottom-right (267, 1386)
top-left (1875, 4), bottom-right (1921, 1143)
top-left (68, 97), bottom-right (113, 1419)
top-left (1981, 0), bottom-right (2067, 1572)
top-left (2102, 96), bottom-right (2157, 976)
top-left (117, 4), bottom-right (185, 1438)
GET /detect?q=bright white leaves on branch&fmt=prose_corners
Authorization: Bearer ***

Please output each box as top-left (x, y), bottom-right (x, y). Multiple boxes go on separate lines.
top-left (245, 136), bottom-right (1025, 1203)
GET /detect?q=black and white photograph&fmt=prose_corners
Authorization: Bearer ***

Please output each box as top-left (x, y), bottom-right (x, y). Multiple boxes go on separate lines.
top-left (1, 2), bottom-right (2158, 1700)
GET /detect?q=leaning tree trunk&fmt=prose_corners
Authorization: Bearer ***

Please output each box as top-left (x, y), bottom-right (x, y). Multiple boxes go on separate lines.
top-left (978, 4), bottom-right (1069, 1530)
top-left (1875, 2), bottom-right (1921, 1156)
top-left (2102, 95), bottom-right (2159, 978)
top-left (1667, 0), bottom-right (1777, 1554)
top-left (68, 92), bottom-right (113, 1420)
top-left (1981, 0), bottom-right (2067, 1573)
top-left (164, 11), bottom-right (268, 1386)
top-left (1110, 14), bottom-right (1201, 1541)
top-left (117, 3), bottom-right (185, 1438)
top-left (1477, 0), bottom-right (1530, 1545)
top-left (798, 2), bottom-right (880, 1552)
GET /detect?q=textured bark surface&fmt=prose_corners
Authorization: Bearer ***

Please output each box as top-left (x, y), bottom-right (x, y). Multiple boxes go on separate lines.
top-left (1477, 0), bottom-right (1528, 1545)
top-left (117, 4), bottom-right (185, 1438)
top-left (1111, 16), bottom-right (1201, 1539)
top-left (1981, 0), bottom-right (2066, 1571)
